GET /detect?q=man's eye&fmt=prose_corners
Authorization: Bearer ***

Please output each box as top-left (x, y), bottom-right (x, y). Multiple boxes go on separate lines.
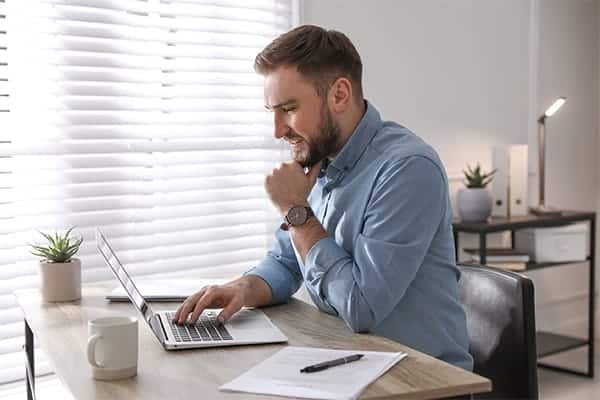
top-left (282, 107), bottom-right (295, 113)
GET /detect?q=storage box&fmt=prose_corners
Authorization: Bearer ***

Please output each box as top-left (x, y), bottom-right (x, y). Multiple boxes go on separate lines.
top-left (514, 223), bottom-right (588, 263)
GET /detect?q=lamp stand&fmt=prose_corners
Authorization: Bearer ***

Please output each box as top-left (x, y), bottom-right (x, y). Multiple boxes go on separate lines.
top-left (530, 116), bottom-right (562, 216)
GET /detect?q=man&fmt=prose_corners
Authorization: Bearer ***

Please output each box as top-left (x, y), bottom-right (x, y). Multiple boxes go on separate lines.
top-left (174, 25), bottom-right (473, 371)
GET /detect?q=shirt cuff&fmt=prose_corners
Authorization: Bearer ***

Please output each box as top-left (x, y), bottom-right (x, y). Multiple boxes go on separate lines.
top-left (244, 260), bottom-right (294, 305)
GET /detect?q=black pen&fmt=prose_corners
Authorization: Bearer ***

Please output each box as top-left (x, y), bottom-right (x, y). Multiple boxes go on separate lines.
top-left (300, 354), bottom-right (364, 373)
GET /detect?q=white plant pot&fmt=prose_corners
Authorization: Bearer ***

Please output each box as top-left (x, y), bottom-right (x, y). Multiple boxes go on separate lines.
top-left (38, 258), bottom-right (81, 302)
top-left (457, 188), bottom-right (493, 222)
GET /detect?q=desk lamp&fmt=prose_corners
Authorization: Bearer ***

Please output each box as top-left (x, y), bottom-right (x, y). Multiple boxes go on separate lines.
top-left (530, 97), bottom-right (566, 216)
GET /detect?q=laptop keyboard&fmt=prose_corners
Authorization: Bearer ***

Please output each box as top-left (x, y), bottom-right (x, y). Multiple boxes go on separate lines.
top-left (166, 311), bottom-right (233, 343)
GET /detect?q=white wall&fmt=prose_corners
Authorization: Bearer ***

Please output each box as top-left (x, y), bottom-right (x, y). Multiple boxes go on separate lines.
top-left (529, 0), bottom-right (599, 342)
top-left (303, 0), bottom-right (530, 177)
top-left (537, 0), bottom-right (598, 212)
top-left (302, 0), bottom-right (599, 340)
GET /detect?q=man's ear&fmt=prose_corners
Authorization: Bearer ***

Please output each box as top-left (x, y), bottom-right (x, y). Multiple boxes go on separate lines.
top-left (329, 77), bottom-right (353, 113)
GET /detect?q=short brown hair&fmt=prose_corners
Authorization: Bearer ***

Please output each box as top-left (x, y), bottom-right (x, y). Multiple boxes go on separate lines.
top-left (254, 25), bottom-right (363, 103)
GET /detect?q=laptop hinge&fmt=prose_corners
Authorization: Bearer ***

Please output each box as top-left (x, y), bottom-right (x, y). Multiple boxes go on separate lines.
top-left (150, 314), bottom-right (169, 345)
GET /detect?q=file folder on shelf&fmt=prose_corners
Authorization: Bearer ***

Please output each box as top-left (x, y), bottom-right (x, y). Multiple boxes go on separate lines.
top-left (491, 145), bottom-right (528, 217)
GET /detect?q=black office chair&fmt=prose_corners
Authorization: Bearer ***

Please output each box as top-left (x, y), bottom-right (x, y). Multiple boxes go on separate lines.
top-left (458, 265), bottom-right (539, 400)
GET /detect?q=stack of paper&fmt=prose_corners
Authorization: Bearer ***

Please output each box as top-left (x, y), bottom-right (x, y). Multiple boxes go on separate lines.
top-left (219, 346), bottom-right (407, 400)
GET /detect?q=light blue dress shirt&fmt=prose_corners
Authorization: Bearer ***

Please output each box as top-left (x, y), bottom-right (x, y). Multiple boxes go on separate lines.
top-left (246, 101), bottom-right (473, 371)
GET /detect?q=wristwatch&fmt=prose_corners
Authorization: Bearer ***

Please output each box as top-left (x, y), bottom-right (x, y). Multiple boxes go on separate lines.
top-left (280, 205), bottom-right (315, 231)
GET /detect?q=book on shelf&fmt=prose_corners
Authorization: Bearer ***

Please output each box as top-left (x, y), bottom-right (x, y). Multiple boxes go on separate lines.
top-left (479, 261), bottom-right (528, 271)
top-left (463, 247), bottom-right (530, 263)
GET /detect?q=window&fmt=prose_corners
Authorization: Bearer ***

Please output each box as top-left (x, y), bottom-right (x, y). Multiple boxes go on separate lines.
top-left (0, 0), bottom-right (297, 385)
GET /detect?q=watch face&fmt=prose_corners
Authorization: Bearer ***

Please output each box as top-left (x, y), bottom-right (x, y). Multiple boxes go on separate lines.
top-left (287, 206), bottom-right (308, 226)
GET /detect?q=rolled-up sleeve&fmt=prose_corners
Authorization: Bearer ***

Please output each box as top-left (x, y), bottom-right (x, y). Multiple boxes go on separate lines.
top-left (302, 156), bottom-right (447, 333)
top-left (244, 227), bottom-right (304, 305)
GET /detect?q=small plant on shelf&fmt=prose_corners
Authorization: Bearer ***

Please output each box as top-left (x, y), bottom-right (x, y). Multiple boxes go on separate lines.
top-left (457, 162), bottom-right (496, 222)
top-left (28, 227), bottom-right (83, 302)
top-left (462, 163), bottom-right (496, 189)
top-left (29, 227), bottom-right (83, 263)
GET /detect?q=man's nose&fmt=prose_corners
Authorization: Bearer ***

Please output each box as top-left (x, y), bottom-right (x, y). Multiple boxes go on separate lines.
top-left (273, 112), bottom-right (289, 139)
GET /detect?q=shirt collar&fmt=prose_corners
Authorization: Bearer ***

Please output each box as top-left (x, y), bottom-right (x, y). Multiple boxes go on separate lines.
top-left (323, 100), bottom-right (382, 182)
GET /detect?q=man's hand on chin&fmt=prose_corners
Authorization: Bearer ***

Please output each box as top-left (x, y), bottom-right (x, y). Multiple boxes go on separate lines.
top-left (264, 160), bottom-right (322, 215)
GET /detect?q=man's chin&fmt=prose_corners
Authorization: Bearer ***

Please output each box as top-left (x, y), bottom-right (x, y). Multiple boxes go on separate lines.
top-left (291, 151), bottom-right (309, 167)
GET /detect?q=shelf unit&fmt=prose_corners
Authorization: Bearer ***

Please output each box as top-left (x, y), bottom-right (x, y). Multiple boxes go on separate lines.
top-left (453, 211), bottom-right (596, 378)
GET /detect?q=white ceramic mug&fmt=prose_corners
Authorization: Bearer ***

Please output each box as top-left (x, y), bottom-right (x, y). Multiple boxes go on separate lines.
top-left (86, 316), bottom-right (138, 380)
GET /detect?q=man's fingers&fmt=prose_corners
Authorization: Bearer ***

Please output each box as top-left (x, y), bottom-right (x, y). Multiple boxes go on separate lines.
top-left (188, 290), bottom-right (217, 325)
top-left (173, 285), bottom-right (242, 325)
top-left (174, 287), bottom-right (206, 324)
top-left (175, 299), bottom-right (195, 324)
top-left (173, 307), bottom-right (182, 322)
top-left (173, 297), bottom-right (192, 322)
top-left (217, 296), bottom-right (243, 324)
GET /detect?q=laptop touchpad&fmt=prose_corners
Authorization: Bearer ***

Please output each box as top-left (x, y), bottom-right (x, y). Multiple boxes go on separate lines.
top-left (226, 309), bottom-right (271, 330)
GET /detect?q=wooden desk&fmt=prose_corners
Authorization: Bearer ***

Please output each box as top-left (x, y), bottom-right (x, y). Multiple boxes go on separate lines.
top-left (16, 284), bottom-right (491, 400)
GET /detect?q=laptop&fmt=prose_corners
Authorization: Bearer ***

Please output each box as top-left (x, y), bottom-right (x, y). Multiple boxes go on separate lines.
top-left (105, 278), bottom-right (228, 302)
top-left (96, 228), bottom-right (288, 350)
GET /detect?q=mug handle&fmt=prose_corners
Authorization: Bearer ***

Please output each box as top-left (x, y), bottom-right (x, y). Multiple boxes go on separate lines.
top-left (87, 334), bottom-right (104, 368)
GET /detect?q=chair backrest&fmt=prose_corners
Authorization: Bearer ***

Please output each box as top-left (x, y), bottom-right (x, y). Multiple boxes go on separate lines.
top-left (458, 265), bottom-right (538, 400)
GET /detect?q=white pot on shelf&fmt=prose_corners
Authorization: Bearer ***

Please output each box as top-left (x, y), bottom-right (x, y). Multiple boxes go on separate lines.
top-left (457, 188), bottom-right (493, 222)
top-left (38, 258), bottom-right (81, 302)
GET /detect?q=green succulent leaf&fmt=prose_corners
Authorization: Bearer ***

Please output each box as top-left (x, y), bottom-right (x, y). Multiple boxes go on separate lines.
top-left (463, 163), bottom-right (496, 188)
top-left (28, 227), bottom-right (83, 263)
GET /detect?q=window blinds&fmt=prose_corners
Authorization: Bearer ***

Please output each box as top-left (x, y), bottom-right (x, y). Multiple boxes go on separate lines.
top-left (0, 0), bottom-right (5, 113)
top-left (0, 0), bottom-right (36, 386)
top-left (0, 0), bottom-right (296, 384)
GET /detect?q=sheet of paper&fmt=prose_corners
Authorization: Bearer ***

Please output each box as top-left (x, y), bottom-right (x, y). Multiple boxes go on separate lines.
top-left (219, 346), bottom-right (407, 400)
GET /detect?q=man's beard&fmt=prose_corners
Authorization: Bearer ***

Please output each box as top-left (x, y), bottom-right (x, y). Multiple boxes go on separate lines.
top-left (289, 106), bottom-right (342, 169)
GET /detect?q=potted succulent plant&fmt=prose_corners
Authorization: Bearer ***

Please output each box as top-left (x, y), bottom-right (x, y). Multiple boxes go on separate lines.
top-left (457, 163), bottom-right (497, 222)
top-left (29, 227), bottom-right (83, 302)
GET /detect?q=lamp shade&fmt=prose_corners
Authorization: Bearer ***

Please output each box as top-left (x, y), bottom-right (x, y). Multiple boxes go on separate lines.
top-left (544, 97), bottom-right (566, 118)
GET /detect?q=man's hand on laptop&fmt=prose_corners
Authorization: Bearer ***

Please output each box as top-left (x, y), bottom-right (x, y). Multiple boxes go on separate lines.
top-left (172, 275), bottom-right (272, 325)
top-left (173, 283), bottom-right (243, 325)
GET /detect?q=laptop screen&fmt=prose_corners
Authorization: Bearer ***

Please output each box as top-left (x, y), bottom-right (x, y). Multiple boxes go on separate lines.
top-left (96, 229), bottom-right (154, 324)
